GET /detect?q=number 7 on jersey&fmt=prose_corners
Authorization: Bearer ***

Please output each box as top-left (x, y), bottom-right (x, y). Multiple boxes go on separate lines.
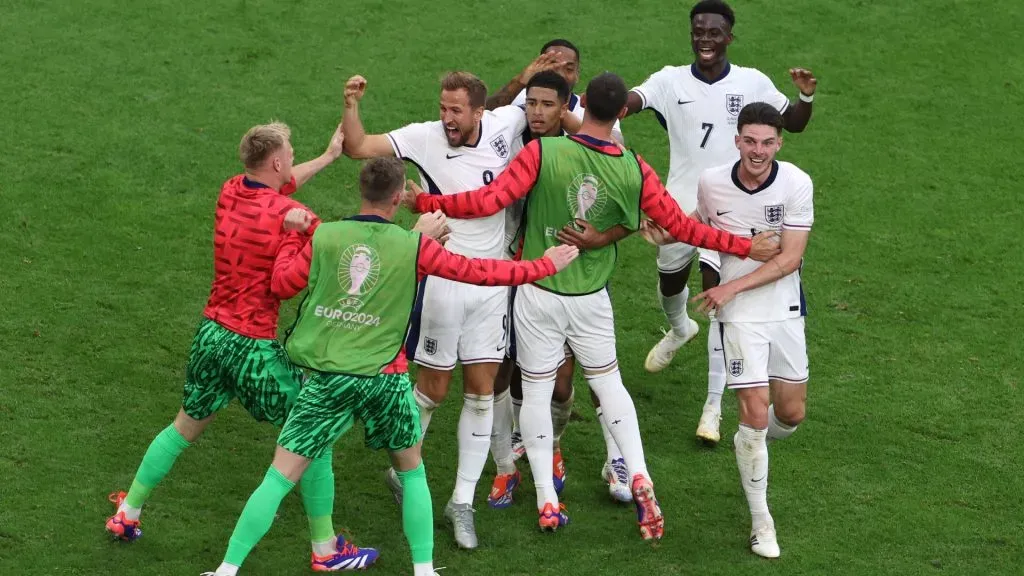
top-left (700, 123), bottom-right (714, 149)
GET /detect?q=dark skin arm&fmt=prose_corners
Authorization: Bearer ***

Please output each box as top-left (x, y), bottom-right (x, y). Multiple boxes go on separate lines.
top-left (486, 52), bottom-right (564, 110)
top-left (781, 68), bottom-right (816, 133)
top-left (625, 91), bottom-right (644, 117)
top-left (556, 219), bottom-right (631, 250)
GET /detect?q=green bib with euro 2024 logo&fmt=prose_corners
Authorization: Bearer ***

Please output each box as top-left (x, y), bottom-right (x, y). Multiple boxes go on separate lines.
top-left (285, 218), bottom-right (419, 377)
top-left (520, 136), bottom-right (643, 295)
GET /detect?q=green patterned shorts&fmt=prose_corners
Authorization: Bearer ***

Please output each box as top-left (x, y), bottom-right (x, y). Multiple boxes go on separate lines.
top-left (277, 371), bottom-right (421, 459)
top-left (181, 318), bottom-right (303, 427)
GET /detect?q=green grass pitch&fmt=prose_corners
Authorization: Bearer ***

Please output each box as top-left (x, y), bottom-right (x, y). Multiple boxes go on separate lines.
top-left (1, 0), bottom-right (1022, 574)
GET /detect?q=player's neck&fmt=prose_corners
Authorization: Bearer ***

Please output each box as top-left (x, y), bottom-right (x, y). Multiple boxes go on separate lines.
top-left (576, 120), bottom-right (614, 142)
top-left (737, 164), bottom-right (772, 190)
top-left (358, 203), bottom-right (395, 222)
top-left (695, 59), bottom-right (729, 83)
top-left (465, 124), bottom-right (482, 147)
top-left (244, 170), bottom-right (283, 190)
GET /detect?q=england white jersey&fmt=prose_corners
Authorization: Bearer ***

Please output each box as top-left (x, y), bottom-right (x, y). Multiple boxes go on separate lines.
top-left (632, 63), bottom-right (789, 213)
top-left (387, 105), bottom-right (527, 258)
top-left (696, 160), bottom-right (813, 323)
top-left (512, 89), bottom-right (624, 142)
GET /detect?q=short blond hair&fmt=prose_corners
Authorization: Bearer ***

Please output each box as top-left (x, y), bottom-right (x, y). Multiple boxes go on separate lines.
top-left (239, 122), bottom-right (291, 169)
top-left (440, 71), bottom-right (487, 108)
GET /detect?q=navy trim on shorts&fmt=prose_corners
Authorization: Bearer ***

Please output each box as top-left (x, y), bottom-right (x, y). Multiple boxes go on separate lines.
top-left (506, 286), bottom-right (518, 361)
top-left (405, 277), bottom-right (428, 359)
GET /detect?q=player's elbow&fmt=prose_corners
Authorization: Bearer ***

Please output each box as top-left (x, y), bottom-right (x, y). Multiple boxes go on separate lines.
top-left (777, 254), bottom-right (802, 276)
top-left (270, 277), bottom-right (296, 300)
top-left (343, 143), bottom-right (372, 160)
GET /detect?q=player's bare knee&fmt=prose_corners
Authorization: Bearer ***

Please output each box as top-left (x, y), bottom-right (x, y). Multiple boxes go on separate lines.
top-left (736, 388), bottom-right (771, 429)
top-left (415, 367), bottom-right (451, 404)
top-left (775, 401), bottom-right (805, 427)
top-left (173, 408), bottom-right (213, 442)
top-left (389, 444), bottom-right (423, 473)
top-left (463, 362), bottom-right (498, 395)
top-left (271, 445), bottom-right (311, 483)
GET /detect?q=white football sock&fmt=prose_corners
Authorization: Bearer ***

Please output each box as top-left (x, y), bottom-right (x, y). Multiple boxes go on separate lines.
top-left (550, 387), bottom-right (574, 442)
top-left (312, 538), bottom-right (337, 557)
top-left (767, 404), bottom-right (798, 441)
top-left (587, 369), bottom-right (649, 480)
top-left (706, 318), bottom-right (725, 411)
top-left (215, 563), bottom-right (239, 576)
top-left (521, 377), bottom-right (557, 509)
top-left (413, 562), bottom-right (435, 576)
top-left (660, 286), bottom-right (692, 338)
top-left (452, 393), bottom-right (493, 505)
top-left (118, 503), bottom-right (142, 522)
top-left (490, 389), bottom-right (516, 474)
top-left (595, 407), bottom-right (623, 463)
top-left (413, 386), bottom-right (437, 436)
top-left (735, 424), bottom-right (771, 528)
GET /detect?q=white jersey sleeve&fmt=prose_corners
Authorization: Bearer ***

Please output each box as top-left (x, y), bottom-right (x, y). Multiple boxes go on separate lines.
top-left (511, 89), bottom-right (527, 109)
top-left (753, 70), bottom-right (791, 115)
top-left (491, 104), bottom-right (528, 138)
top-left (783, 173), bottom-right (813, 231)
top-left (386, 121), bottom-right (434, 164)
top-left (631, 66), bottom-right (676, 113)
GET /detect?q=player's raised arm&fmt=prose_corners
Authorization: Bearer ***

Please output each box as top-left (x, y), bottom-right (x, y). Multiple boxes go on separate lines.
top-left (406, 138), bottom-right (542, 218)
top-left (485, 52), bottom-right (562, 110)
top-left (624, 90), bottom-right (645, 116)
top-left (290, 123), bottom-right (347, 189)
top-left (416, 234), bottom-right (577, 285)
top-left (341, 76), bottom-right (399, 159)
top-left (781, 68), bottom-right (816, 133)
top-left (636, 155), bottom-right (778, 261)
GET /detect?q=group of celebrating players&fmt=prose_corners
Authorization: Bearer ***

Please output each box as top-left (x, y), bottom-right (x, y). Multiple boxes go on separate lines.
top-left (103, 1), bottom-right (819, 574)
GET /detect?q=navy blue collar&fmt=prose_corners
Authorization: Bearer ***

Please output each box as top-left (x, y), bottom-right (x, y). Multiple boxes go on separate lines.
top-left (731, 160), bottom-right (779, 195)
top-left (690, 61), bottom-right (731, 85)
top-left (242, 176), bottom-right (272, 189)
top-left (573, 133), bottom-right (615, 148)
top-left (568, 93), bottom-right (580, 110)
top-left (346, 214), bottom-right (393, 224)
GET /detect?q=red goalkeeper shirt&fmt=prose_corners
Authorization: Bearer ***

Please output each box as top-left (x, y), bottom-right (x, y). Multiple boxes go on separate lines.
top-left (414, 135), bottom-right (752, 258)
top-left (271, 215), bottom-right (557, 373)
top-left (202, 175), bottom-right (320, 340)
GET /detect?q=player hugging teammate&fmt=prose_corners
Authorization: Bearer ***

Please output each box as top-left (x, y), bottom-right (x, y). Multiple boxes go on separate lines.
top-left (105, 0), bottom-right (820, 572)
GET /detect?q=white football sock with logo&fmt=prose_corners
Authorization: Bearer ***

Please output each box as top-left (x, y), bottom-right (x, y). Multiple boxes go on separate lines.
top-left (660, 287), bottom-right (692, 338)
top-left (452, 393), bottom-right (493, 505)
top-left (595, 407), bottom-right (623, 463)
top-left (521, 378), bottom-right (557, 509)
top-left (587, 369), bottom-right (649, 480)
top-left (490, 389), bottom-right (516, 474)
top-left (735, 424), bottom-right (771, 528)
top-left (706, 318), bottom-right (726, 411)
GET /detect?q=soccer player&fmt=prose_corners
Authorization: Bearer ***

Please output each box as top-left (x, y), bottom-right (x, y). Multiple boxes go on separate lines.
top-left (405, 73), bottom-right (781, 538)
top-left (200, 157), bottom-right (578, 576)
top-left (340, 71), bottom-right (528, 549)
top-left (105, 121), bottom-right (381, 570)
top-left (688, 102), bottom-right (813, 558)
top-left (489, 70), bottom-right (634, 509)
top-left (625, 0), bottom-right (817, 446)
top-left (486, 38), bottom-right (624, 142)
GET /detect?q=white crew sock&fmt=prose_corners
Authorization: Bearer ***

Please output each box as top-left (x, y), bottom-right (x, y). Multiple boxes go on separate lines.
top-left (587, 369), bottom-right (649, 480)
top-left (490, 389), bottom-right (516, 474)
top-left (550, 387), bottom-right (574, 442)
top-left (118, 503), bottom-right (142, 522)
top-left (214, 563), bottom-right (239, 576)
top-left (706, 317), bottom-right (725, 411)
top-left (452, 393), bottom-right (493, 505)
top-left (767, 404), bottom-right (798, 441)
top-left (312, 538), bottom-right (337, 557)
top-left (413, 386), bottom-right (437, 437)
top-left (734, 424), bottom-right (772, 528)
top-left (521, 377), bottom-right (557, 510)
top-left (595, 407), bottom-right (623, 463)
top-left (660, 286), bottom-right (692, 338)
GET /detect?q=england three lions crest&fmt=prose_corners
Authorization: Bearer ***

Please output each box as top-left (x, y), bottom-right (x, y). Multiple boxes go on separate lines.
top-left (729, 359), bottom-right (744, 377)
top-left (726, 94), bottom-right (744, 116)
top-left (764, 204), bottom-right (785, 226)
top-left (489, 134), bottom-right (509, 159)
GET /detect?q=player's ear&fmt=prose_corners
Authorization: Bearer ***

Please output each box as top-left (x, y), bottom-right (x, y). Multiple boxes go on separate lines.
top-left (272, 155), bottom-right (282, 173)
top-left (734, 134), bottom-right (741, 150)
top-left (617, 105), bottom-right (628, 120)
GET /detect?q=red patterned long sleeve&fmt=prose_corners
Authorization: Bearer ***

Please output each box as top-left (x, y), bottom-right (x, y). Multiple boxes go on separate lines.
top-left (414, 140), bottom-right (541, 218)
top-left (416, 235), bottom-right (555, 285)
top-left (271, 232), bottom-right (314, 299)
top-left (637, 155), bottom-right (752, 258)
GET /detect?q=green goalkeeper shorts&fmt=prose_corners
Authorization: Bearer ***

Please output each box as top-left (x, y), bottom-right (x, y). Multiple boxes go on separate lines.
top-left (277, 371), bottom-right (421, 459)
top-left (181, 318), bottom-right (303, 427)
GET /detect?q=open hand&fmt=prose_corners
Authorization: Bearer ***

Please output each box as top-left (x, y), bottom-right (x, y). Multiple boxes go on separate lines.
top-left (543, 244), bottom-right (580, 272)
top-left (789, 68), bottom-right (817, 96)
top-left (556, 219), bottom-right (604, 250)
top-left (748, 230), bottom-right (781, 261)
top-left (413, 211), bottom-right (449, 244)
top-left (691, 283), bottom-right (739, 315)
top-left (639, 219), bottom-right (675, 246)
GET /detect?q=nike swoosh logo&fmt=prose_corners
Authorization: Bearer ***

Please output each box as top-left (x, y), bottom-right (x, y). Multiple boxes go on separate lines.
top-left (678, 99), bottom-right (694, 105)
top-left (717, 210), bottom-right (732, 216)
top-left (446, 153), bottom-right (463, 159)
top-left (713, 347), bottom-right (724, 352)
top-left (471, 432), bottom-right (490, 437)
top-left (751, 474), bottom-right (766, 483)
